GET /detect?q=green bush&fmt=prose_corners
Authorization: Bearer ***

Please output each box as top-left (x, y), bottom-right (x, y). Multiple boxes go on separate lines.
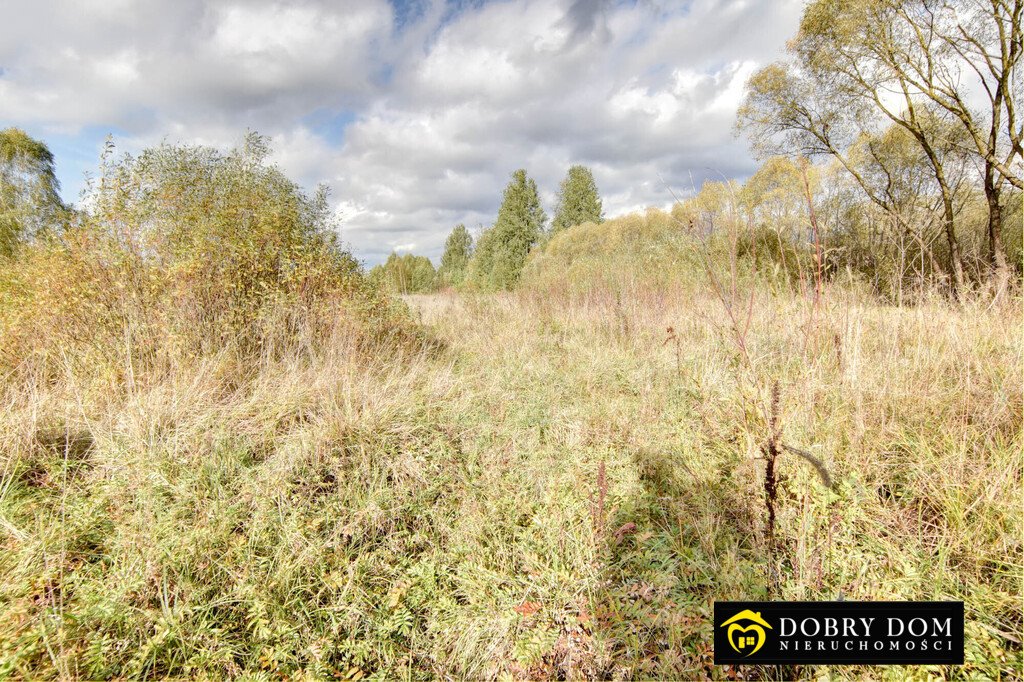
top-left (369, 252), bottom-right (438, 294)
top-left (0, 134), bottom-right (408, 378)
top-left (522, 208), bottom-right (709, 296)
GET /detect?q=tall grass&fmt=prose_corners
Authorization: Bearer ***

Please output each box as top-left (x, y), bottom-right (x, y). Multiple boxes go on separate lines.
top-left (433, 279), bottom-right (1022, 679)
top-left (0, 138), bottom-right (429, 677)
top-left (0, 173), bottom-right (1020, 678)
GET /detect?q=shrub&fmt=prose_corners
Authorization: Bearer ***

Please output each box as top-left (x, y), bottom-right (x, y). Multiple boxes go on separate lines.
top-left (369, 252), bottom-right (438, 294)
top-left (0, 134), bottom-right (407, 380)
top-left (521, 208), bottom-right (710, 297)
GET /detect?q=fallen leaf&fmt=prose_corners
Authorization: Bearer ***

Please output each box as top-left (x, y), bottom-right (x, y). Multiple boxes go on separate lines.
top-left (613, 522), bottom-right (637, 542)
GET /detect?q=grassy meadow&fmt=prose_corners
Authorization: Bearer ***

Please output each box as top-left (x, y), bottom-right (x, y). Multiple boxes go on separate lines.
top-left (1, 207), bottom-right (1020, 678)
top-left (2, 0), bottom-right (1022, 676)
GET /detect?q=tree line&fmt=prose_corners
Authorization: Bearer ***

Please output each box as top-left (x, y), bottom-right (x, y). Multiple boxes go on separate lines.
top-left (371, 165), bottom-right (604, 293)
top-left (0, 126), bottom-right (605, 297)
top-left (373, 0), bottom-right (1021, 299)
top-left (6, 0), bottom-right (1020, 307)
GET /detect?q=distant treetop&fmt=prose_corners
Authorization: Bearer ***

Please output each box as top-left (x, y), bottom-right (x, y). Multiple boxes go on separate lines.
top-left (552, 165), bottom-right (603, 234)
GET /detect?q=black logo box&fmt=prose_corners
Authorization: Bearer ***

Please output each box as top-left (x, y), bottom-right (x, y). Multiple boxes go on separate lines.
top-left (714, 601), bottom-right (964, 665)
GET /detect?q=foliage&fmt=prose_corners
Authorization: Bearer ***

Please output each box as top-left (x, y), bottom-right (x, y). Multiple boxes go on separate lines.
top-left (467, 169), bottom-right (546, 290)
top-left (738, 0), bottom-right (1023, 294)
top-left (0, 128), bottom-right (66, 257)
top-left (438, 224), bottom-right (473, 287)
top-left (0, 19), bottom-right (1021, 670)
top-left (524, 207), bottom-right (708, 296)
top-left (370, 252), bottom-right (438, 294)
top-left (551, 165), bottom-right (603, 234)
top-left (0, 134), bottom-right (407, 378)
top-left (527, 153), bottom-right (1021, 303)
top-left (738, 157), bottom-right (807, 231)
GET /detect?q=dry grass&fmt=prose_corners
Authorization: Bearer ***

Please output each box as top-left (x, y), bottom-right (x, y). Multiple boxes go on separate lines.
top-left (0, 275), bottom-right (1020, 678)
top-left (405, 283), bottom-right (1022, 679)
top-left (3, 134), bottom-right (1019, 680)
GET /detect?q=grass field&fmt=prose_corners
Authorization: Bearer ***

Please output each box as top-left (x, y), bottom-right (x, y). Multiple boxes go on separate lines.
top-left (2, 275), bottom-right (1019, 679)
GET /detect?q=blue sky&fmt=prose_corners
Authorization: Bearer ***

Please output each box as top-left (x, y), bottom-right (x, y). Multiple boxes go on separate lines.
top-left (0, 0), bottom-right (803, 265)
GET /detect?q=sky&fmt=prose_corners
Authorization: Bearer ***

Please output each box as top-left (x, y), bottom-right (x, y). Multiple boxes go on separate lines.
top-left (0, 0), bottom-right (804, 265)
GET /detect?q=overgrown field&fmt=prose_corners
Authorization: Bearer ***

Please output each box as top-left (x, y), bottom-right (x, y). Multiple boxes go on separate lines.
top-left (2, 274), bottom-right (1020, 678)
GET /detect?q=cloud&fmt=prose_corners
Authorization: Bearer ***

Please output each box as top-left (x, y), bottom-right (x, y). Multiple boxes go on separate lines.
top-left (0, 0), bottom-right (391, 134)
top-left (559, 0), bottom-right (613, 44)
top-left (0, 0), bottom-right (803, 264)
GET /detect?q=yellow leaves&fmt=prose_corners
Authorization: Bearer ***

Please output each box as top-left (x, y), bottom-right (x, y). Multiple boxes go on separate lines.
top-left (323, 570), bottom-right (347, 591)
top-left (257, 651), bottom-right (279, 672)
top-left (386, 583), bottom-right (408, 611)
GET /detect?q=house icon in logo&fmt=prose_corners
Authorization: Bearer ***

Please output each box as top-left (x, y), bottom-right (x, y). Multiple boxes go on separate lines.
top-left (720, 609), bottom-right (772, 656)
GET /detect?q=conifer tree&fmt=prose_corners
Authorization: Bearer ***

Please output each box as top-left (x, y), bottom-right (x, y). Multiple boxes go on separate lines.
top-left (551, 165), bottom-right (603, 233)
top-left (466, 225), bottom-right (496, 288)
top-left (471, 169), bottom-right (546, 290)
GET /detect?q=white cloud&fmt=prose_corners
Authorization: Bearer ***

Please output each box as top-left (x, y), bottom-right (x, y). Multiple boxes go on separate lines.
top-left (0, 0), bottom-right (803, 264)
top-left (93, 49), bottom-right (141, 86)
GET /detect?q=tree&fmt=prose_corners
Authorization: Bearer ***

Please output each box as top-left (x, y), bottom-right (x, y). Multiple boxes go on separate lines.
top-left (551, 165), bottom-right (603, 233)
top-left (736, 0), bottom-right (1022, 293)
top-left (920, 0), bottom-right (1022, 273)
top-left (369, 252), bottom-right (437, 294)
top-left (739, 156), bottom-right (806, 234)
top-left (844, 0), bottom-right (1019, 276)
top-left (438, 224), bottom-right (472, 287)
top-left (800, 0), bottom-right (1021, 276)
top-left (845, 124), bottom-right (966, 287)
top-left (0, 128), bottom-right (65, 257)
top-left (468, 169), bottom-right (546, 290)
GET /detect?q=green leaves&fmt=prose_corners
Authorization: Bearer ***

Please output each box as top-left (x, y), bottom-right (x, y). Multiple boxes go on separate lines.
top-left (0, 128), bottom-right (66, 257)
top-left (457, 165), bottom-right (601, 291)
top-left (468, 169), bottom-right (546, 291)
top-left (551, 165), bottom-right (603, 234)
top-left (370, 252), bottom-right (438, 294)
top-left (0, 134), bottom-right (407, 379)
top-left (438, 224), bottom-right (472, 287)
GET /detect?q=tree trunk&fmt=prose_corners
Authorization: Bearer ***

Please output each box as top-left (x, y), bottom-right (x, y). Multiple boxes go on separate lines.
top-left (938, 184), bottom-right (965, 298)
top-left (912, 127), bottom-right (965, 298)
top-left (984, 166), bottom-right (1009, 276)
